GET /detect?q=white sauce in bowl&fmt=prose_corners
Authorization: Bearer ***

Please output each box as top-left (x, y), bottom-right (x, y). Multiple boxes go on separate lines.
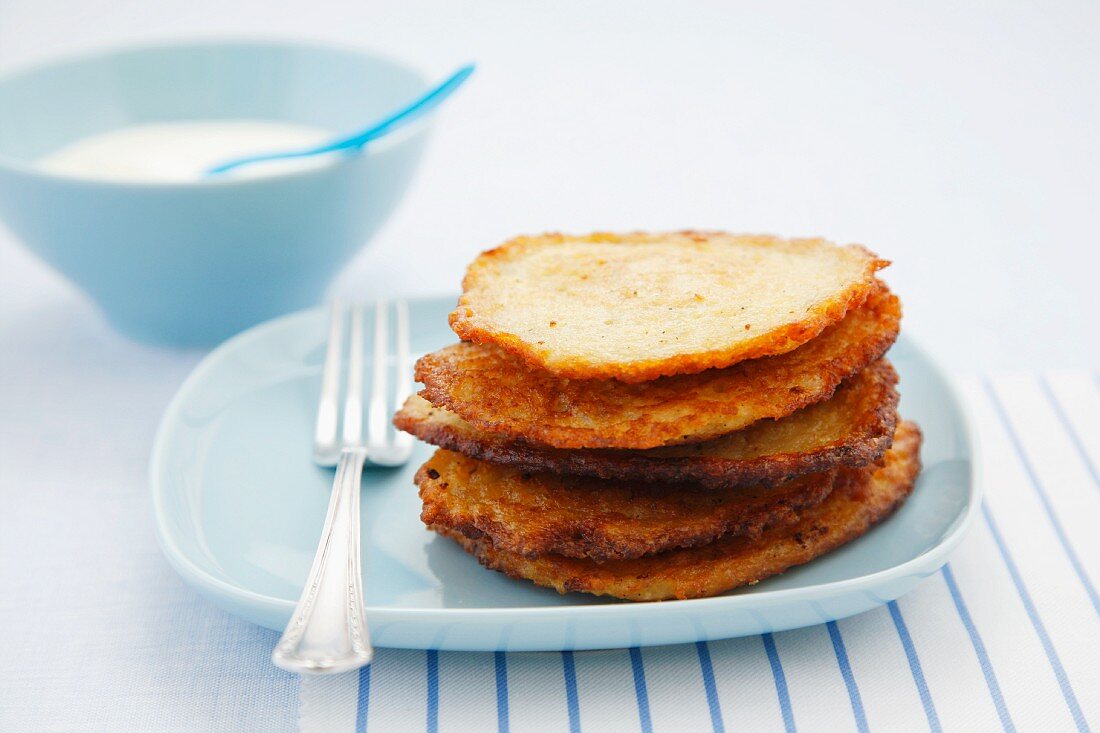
top-left (36, 120), bottom-right (337, 182)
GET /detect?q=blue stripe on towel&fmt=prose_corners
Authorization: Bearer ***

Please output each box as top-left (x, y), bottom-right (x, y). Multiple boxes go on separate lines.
top-left (695, 642), bottom-right (725, 733)
top-left (356, 664), bottom-right (372, 732)
top-left (888, 601), bottom-right (941, 732)
top-left (826, 622), bottom-right (868, 733)
top-left (629, 648), bottom-right (653, 733)
top-left (1039, 376), bottom-right (1100, 492)
top-left (561, 651), bottom-right (581, 733)
top-left (941, 565), bottom-right (1016, 732)
top-left (986, 380), bottom-right (1100, 619)
top-left (426, 650), bottom-right (439, 733)
top-left (495, 651), bottom-right (510, 733)
top-left (981, 501), bottom-right (1089, 731)
top-left (761, 633), bottom-right (796, 733)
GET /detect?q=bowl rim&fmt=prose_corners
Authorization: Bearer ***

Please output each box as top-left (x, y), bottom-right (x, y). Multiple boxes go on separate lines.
top-left (0, 37), bottom-right (435, 189)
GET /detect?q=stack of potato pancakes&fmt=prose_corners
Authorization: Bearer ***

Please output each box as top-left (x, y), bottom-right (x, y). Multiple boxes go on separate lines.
top-left (394, 232), bottom-right (922, 602)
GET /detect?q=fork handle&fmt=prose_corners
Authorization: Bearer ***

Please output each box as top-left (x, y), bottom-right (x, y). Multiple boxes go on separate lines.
top-left (272, 447), bottom-right (372, 674)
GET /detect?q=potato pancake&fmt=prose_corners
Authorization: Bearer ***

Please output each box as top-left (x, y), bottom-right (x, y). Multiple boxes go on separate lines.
top-left (449, 231), bottom-right (888, 382)
top-left (397, 360), bottom-right (897, 488)
top-left (418, 284), bottom-right (901, 449)
top-left (431, 421), bottom-right (921, 601)
top-left (417, 453), bottom-right (836, 562)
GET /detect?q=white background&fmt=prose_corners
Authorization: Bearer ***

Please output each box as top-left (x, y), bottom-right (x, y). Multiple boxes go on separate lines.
top-left (1, 0), bottom-right (1098, 371)
top-left (1, 2), bottom-right (1098, 730)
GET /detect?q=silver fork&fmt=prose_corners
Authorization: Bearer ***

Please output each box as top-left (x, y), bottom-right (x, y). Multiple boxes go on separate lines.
top-left (272, 299), bottom-right (414, 674)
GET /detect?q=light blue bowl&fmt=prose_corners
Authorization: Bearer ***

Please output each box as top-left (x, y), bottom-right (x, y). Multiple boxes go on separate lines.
top-left (0, 41), bottom-right (432, 345)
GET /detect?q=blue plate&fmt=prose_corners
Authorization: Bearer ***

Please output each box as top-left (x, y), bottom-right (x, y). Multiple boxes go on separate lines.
top-left (151, 298), bottom-right (979, 652)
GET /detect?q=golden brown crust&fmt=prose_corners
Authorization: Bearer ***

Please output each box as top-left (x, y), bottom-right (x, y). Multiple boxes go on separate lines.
top-left (449, 231), bottom-right (889, 382)
top-left (418, 285), bottom-right (901, 449)
top-left (433, 421), bottom-right (922, 601)
top-left (397, 360), bottom-right (898, 489)
top-left (416, 450), bottom-right (836, 562)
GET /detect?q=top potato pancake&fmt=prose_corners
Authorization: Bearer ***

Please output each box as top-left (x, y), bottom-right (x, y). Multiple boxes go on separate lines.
top-left (418, 284), bottom-right (900, 449)
top-left (449, 231), bottom-right (888, 382)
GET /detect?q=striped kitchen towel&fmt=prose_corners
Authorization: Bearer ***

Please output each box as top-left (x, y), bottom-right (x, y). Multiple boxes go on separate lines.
top-left (300, 372), bottom-right (1100, 732)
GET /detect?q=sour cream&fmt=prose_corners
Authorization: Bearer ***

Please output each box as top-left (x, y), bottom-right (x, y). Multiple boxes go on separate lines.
top-left (36, 120), bottom-right (337, 183)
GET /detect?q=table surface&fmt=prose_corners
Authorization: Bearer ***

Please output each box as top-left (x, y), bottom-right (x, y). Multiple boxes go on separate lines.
top-left (1, 1), bottom-right (1098, 731)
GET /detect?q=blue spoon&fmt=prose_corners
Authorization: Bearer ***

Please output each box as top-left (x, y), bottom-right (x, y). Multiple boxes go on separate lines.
top-left (207, 63), bottom-right (475, 176)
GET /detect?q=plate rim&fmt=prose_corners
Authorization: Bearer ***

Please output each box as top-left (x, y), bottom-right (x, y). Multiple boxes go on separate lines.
top-left (150, 298), bottom-right (982, 627)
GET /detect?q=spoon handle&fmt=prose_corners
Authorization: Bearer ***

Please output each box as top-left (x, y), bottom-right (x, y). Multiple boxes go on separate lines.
top-left (207, 63), bottom-right (474, 175)
top-left (341, 64), bottom-right (476, 149)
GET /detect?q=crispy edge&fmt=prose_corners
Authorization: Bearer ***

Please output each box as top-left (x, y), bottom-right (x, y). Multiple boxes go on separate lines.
top-left (434, 421), bottom-right (922, 601)
top-left (397, 360), bottom-right (899, 488)
top-left (415, 454), bottom-right (837, 561)
top-left (449, 231), bottom-right (890, 382)
top-left (418, 285), bottom-right (902, 449)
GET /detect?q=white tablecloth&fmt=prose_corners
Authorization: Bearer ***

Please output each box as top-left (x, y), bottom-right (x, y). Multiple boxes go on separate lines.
top-left (3, 2), bottom-right (1100, 730)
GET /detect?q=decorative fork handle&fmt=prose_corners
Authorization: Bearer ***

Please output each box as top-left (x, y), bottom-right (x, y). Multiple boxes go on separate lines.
top-left (272, 447), bottom-right (372, 674)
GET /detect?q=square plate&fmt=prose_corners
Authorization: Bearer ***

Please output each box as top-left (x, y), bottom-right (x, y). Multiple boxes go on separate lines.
top-left (151, 297), bottom-right (978, 651)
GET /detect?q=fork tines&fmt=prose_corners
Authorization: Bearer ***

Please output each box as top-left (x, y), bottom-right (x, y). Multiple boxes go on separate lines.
top-left (312, 299), bottom-right (413, 467)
